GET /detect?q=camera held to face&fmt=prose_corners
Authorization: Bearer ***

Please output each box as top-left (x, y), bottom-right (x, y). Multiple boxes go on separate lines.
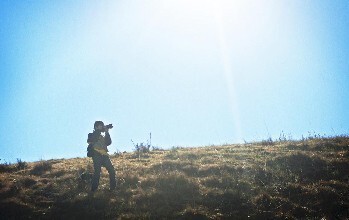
top-left (103, 124), bottom-right (113, 131)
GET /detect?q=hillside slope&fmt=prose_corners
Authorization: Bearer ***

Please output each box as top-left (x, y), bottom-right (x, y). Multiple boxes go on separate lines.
top-left (0, 136), bottom-right (348, 219)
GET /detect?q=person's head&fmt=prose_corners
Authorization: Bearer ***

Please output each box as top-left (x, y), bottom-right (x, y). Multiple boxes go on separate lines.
top-left (94, 121), bottom-right (104, 132)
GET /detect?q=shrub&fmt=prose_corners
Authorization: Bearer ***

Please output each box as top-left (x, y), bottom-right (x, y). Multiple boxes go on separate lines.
top-left (121, 174), bottom-right (140, 188)
top-left (152, 146), bottom-right (164, 151)
top-left (164, 147), bottom-right (182, 159)
top-left (267, 153), bottom-right (328, 182)
top-left (21, 177), bottom-right (37, 188)
top-left (0, 159), bottom-right (28, 173)
top-left (0, 162), bottom-right (16, 173)
top-left (16, 159), bottom-right (28, 171)
top-left (134, 143), bottom-right (150, 154)
top-left (30, 161), bottom-right (52, 176)
top-left (261, 137), bottom-right (274, 146)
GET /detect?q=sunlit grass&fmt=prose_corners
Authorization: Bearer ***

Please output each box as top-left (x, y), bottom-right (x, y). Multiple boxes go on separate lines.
top-left (0, 135), bottom-right (348, 218)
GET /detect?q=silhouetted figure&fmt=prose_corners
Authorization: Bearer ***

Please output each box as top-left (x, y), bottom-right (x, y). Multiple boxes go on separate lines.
top-left (87, 121), bottom-right (116, 192)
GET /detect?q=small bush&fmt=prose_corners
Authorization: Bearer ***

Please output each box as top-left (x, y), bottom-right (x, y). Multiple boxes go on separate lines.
top-left (261, 137), bottom-right (274, 146)
top-left (120, 174), bottom-right (140, 188)
top-left (16, 159), bottom-right (28, 171)
top-left (0, 163), bottom-right (16, 173)
top-left (0, 159), bottom-right (28, 173)
top-left (76, 168), bottom-right (93, 191)
top-left (267, 153), bottom-right (329, 182)
top-left (77, 168), bottom-right (93, 182)
top-left (134, 143), bottom-right (150, 154)
top-left (152, 146), bottom-right (164, 151)
top-left (30, 161), bottom-right (52, 176)
top-left (21, 177), bottom-right (37, 188)
top-left (164, 148), bottom-right (180, 160)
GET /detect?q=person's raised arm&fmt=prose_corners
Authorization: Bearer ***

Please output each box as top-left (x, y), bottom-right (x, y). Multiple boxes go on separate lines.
top-left (104, 130), bottom-right (112, 146)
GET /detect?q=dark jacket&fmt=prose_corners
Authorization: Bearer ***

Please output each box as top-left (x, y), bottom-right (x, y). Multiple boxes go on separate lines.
top-left (87, 131), bottom-right (112, 156)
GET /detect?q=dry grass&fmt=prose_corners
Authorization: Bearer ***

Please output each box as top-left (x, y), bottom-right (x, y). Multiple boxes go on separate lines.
top-left (0, 136), bottom-right (348, 219)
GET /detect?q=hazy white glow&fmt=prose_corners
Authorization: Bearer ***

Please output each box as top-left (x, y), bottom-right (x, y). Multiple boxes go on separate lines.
top-left (81, 0), bottom-right (271, 140)
top-left (139, 0), bottom-right (276, 140)
top-left (212, 1), bottom-right (243, 140)
top-left (41, 0), bottom-right (287, 144)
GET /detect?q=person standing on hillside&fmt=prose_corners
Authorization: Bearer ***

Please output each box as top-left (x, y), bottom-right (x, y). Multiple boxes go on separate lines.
top-left (87, 121), bottom-right (116, 192)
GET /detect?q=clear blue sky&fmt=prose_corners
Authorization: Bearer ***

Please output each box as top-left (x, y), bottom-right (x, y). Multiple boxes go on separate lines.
top-left (1, 0), bottom-right (348, 163)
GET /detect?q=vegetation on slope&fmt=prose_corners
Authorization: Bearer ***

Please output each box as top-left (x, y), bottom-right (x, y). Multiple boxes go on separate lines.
top-left (0, 136), bottom-right (348, 219)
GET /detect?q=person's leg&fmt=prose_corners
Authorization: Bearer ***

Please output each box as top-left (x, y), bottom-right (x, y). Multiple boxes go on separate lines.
top-left (102, 156), bottom-right (116, 190)
top-left (91, 155), bottom-right (102, 191)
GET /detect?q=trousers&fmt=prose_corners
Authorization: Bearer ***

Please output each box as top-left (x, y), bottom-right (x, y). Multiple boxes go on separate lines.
top-left (91, 154), bottom-right (116, 191)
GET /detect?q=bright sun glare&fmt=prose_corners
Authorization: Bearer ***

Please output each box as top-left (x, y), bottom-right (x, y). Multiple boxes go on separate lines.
top-left (91, 0), bottom-right (277, 141)
top-left (145, 0), bottom-right (251, 140)
top-left (157, 0), bottom-right (263, 140)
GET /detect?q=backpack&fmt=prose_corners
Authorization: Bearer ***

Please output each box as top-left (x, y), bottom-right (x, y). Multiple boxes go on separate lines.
top-left (87, 132), bottom-right (98, 157)
top-left (87, 144), bottom-right (94, 157)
